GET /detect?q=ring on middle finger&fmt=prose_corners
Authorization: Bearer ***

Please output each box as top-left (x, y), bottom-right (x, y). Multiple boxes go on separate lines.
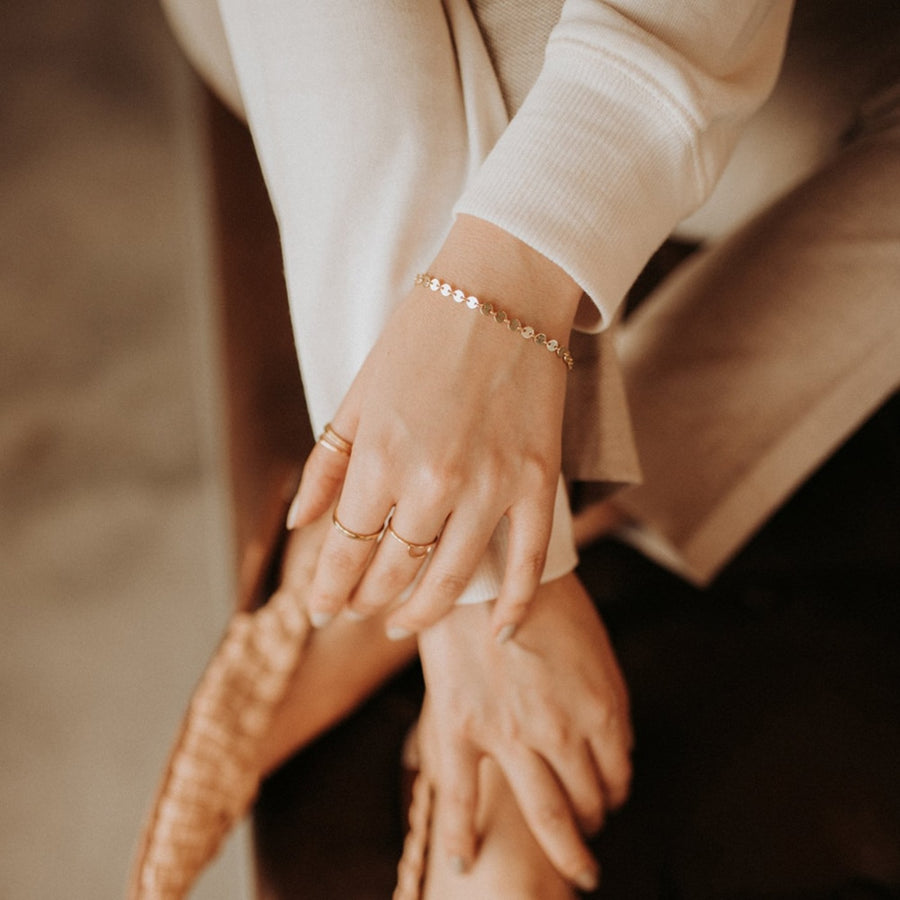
top-left (332, 510), bottom-right (384, 542)
top-left (387, 522), bottom-right (439, 559)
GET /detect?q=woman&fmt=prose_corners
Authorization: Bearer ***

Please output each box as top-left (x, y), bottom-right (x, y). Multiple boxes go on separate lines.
top-left (132, 0), bottom-right (900, 896)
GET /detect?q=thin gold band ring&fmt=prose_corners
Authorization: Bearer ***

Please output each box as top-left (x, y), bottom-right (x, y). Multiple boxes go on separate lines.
top-left (332, 510), bottom-right (383, 542)
top-left (387, 522), bottom-right (439, 559)
top-left (318, 423), bottom-right (353, 457)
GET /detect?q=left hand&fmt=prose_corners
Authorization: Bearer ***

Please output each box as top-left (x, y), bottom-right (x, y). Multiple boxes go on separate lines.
top-left (286, 215), bottom-right (583, 640)
top-left (415, 573), bottom-right (633, 889)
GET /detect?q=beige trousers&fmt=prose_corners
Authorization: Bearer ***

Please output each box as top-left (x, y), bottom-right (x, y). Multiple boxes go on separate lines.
top-left (614, 80), bottom-right (900, 583)
top-left (473, 0), bottom-right (900, 584)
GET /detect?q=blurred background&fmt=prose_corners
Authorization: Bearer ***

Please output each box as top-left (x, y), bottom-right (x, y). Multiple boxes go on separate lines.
top-left (0, 0), bottom-right (249, 895)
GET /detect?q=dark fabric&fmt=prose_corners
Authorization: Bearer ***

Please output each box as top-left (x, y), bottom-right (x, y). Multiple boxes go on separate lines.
top-left (254, 397), bottom-right (900, 899)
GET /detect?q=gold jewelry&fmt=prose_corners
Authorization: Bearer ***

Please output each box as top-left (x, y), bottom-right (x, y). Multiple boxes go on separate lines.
top-left (388, 522), bottom-right (439, 559)
top-left (414, 273), bottom-right (574, 371)
top-left (332, 510), bottom-right (383, 542)
top-left (318, 423), bottom-right (353, 457)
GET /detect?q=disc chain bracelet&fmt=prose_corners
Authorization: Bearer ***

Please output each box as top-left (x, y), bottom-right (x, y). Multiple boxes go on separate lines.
top-left (414, 273), bottom-right (574, 371)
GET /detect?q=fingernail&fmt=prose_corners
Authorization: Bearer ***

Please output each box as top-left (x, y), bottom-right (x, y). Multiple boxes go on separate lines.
top-left (309, 610), bottom-right (334, 629)
top-left (573, 867), bottom-right (599, 892)
top-left (285, 494), bottom-right (302, 530)
top-left (496, 623), bottom-right (517, 644)
top-left (449, 855), bottom-right (467, 875)
top-left (344, 607), bottom-right (368, 622)
top-left (386, 625), bottom-right (412, 641)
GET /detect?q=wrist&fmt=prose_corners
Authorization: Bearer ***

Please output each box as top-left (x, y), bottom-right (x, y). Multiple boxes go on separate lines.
top-left (429, 214), bottom-right (582, 338)
top-left (418, 599), bottom-right (493, 656)
top-left (414, 272), bottom-right (574, 370)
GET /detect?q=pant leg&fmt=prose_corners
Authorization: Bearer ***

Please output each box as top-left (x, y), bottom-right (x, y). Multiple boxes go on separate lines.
top-left (613, 76), bottom-right (900, 585)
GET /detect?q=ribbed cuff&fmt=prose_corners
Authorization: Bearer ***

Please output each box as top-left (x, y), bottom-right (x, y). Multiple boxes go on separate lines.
top-left (455, 41), bottom-right (700, 332)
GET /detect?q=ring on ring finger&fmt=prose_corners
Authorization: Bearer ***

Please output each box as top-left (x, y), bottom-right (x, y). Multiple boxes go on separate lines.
top-left (387, 522), bottom-right (439, 559)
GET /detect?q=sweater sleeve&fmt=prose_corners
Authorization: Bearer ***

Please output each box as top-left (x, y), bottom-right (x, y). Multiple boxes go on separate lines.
top-left (454, 0), bottom-right (794, 331)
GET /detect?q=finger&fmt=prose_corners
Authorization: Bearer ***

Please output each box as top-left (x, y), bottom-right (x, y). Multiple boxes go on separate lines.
top-left (589, 634), bottom-right (634, 809)
top-left (278, 526), bottom-right (321, 597)
top-left (384, 512), bottom-right (496, 637)
top-left (305, 497), bottom-right (393, 629)
top-left (348, 512), bottom-right (443, 618)
top-left (431, 736), bottom-right (481, 874)
top-left (588, 715), bottom-right (633, 812)
top-left (490, 494), bottom-right (554, 643)
top-left (286, 441), bottom-right (351, 531)
top-left (603, 643), bottom-right (634, 753)
top-left (497, 746), bottom-right (599, 892)
top-left (539, 736), bottom-right (606, 836)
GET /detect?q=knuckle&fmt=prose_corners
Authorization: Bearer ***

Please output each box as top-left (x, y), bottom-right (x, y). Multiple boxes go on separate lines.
top-left (586, 693), bottom-right (616, 733)
top-left (416, 459), bottom-right (463, 499)
top-left (497, 714), bottom-right (523, 746)
top-left (541, 713), bottom-right (572, 754)
top-left (534, 796), bottom-right (572, 831)
top-left (520, 450), bottom-right (557, 489)
top-left (414, 462), bottom-right (461, 506)
top-left (358, 445), bottom-right (390, 483)
top-left (519, 548), bottom-right (547, 580)
top-left (456, 712), bottom-right (484, 746)
top-left (374, 561), bottom-right (414, 594)
top-left (430, 569), bottom-right (471, 602)
top-left (476, 453), bottom-right (504, 489)
top-left (324, 542), bottom-right (365, 572)
top-left (444, 781), bottom-right (476, 813)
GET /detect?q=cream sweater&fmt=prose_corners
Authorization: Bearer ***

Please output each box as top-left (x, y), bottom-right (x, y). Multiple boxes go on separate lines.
top-left (167, 0), bottom-right (792, 602)
top-left (457, 0), bottom-right (793, 329)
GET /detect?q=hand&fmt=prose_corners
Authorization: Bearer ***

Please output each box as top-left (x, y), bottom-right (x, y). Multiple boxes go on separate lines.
top-left (416, 573), bottom-right (633, 890)
top-left (287, 215), bottom-right (583, 639)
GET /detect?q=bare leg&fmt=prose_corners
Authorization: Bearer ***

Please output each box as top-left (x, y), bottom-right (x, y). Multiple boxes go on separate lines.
top-left (255, 516), bottom-right (419, 776)
top-left (258, 606), bottom-right (418, 774)
top-left (424, 757), bottom-right (576, 900)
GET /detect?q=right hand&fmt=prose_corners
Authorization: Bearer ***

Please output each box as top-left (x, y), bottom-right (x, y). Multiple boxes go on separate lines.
top-left (416, 573), bottom-right (633, 890)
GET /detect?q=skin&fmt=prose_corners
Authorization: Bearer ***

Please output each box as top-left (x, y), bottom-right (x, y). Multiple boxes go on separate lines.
top-left (422, 755), bottom-right (578, 900)
top-left (267, 213), bottom-right (633, 891)
top-left (257, 515), bottom-right (634, 895)
top-left (418, 574), bottom-right (633, 892)
top-left (286, 214), bottom-right (584, 641)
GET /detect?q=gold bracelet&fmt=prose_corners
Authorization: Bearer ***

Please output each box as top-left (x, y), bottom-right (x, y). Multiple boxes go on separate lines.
top-left (414, 273), bottom-right (574, 371)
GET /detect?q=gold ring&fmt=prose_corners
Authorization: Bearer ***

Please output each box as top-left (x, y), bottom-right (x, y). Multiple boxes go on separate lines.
top-left (332, 510), bottom-right (383, 542)
top-left (318, 423), bottom-right (353, 457)
top-left (387, 522), bottom-right (439, 559)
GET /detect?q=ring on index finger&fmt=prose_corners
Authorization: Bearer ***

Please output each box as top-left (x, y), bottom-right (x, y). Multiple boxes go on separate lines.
top-left (318, 423), bottom-right (353, 457)
top-left (387, 522), bottom-right (439, 559)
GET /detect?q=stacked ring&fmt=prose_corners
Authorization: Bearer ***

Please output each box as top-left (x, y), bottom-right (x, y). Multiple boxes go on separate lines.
top-left (332, 510), bottom-right (383, 542)
top-left (319, 423), bottom-right (353, 457)
top-left (388, 523), bottom-right (439, 559)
